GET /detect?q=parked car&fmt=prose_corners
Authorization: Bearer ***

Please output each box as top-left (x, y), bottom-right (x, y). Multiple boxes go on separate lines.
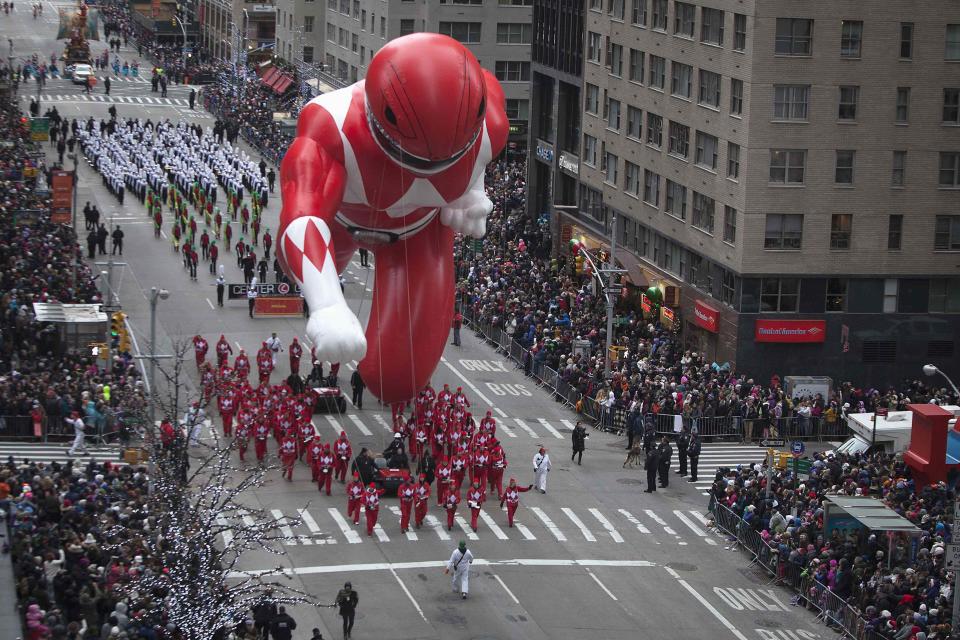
top-left (71, 64), bottom-right (92, 85)
top-left (63, 64), bottom-right (76, 79)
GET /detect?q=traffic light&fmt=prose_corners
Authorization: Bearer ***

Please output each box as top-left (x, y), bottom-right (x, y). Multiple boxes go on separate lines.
top-left (575, 254), bottom-right (584, 275)
top-left (110, 312), bottom-right (128, 353)
top-left (569, 240), bottom-right (582, 256)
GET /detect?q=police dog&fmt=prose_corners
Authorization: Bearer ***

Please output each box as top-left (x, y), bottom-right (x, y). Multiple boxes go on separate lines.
top-left (622, 442), bottom-right (644, 468)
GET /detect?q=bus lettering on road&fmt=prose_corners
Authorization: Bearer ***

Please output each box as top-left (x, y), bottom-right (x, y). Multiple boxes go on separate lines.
top-left (486, 383), bottom-right (532, 397)
top-left (755, 630), bottom-right (819, 640)
top-left (712, 588), bottom-right (788, 612)
top-left (459, 359), bottom-right (510, 373)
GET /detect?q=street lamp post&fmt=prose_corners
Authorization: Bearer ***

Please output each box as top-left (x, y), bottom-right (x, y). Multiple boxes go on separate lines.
top-left (171, 15), bottom-right (188, 69)
top-left (148, 287), bottom-right (170, 424)
top-left (68, 152), bottom-right (79, 290)
top-left (922, 364), bottom-right (960, 397)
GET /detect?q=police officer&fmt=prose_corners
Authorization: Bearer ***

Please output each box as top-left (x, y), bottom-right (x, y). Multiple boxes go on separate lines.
top-left (216, 272), bottom-right (225, 307)
top-left (643, 445), bottom-right (659, 493)
top-left (687, 429), bottom-right (702, 483)
top-left (269, 606), bottom-right (297, 640)
top-left (657, 436), bottom-right (673, 488)
top-left (335, 581), bottom-right (359, 639)
top-left (676, 427), bottom-right (690, 477)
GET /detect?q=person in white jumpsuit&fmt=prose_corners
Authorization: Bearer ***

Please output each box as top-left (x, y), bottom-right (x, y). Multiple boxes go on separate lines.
top-left (186, 403), bottom-right (206, 446)
top-left (67, 412), bottom-right (87, 456)
top-left (533, 447), bottom-right (551, 493)
top-left (445, 541), bottom-right (473, 599)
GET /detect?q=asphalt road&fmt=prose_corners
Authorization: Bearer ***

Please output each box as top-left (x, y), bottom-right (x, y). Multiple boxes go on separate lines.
top-left (4, 9), bottom-right (826, 640)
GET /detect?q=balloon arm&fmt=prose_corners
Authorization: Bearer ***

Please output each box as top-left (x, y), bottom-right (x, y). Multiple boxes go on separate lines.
top-left (438, 173), bottom-right (491, 239)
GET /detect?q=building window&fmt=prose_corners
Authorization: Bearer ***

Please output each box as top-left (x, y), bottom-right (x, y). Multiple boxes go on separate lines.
top-left (947, 24), bottom-right (960, 60)
top-left (837, 86), bottom-right (859, 121)
top-left (327, 23), bottom-right (336, 42)
top-left (649, 55), bottom-right (665, 89)
top-left (607, 98), bottom-right (621, 131)
top-left (891, 87), bottom-right (911, 124)
top-left (585, 84), bottom-right (599, 114)
top-left (944, 89), bottom-right (960, 124)
top-left (399, 19), bottom-right (415, 36)
top-left (495, 61), bottom-right (530, 82)
top-left (840, 20), bottom-right (863, 58)
top-left (900, 22), bottom-right (913, 59)
top-left (589, 0), bottom-right (601, 10)
top-left (340, 0), bottom-right (349, 14)
top-left (769, 150), bottom-right (806, 184)
top-left (888, 214), bottom-right (903, 250)
top-left (352, 33), bottom-right (359, 52)
top-left (826, 278), bottom-right (847, 312)
top-left (764, 214), bottom-right (803, 249)
top-left (729, 78), bottom-right (743, 115)
top-left (892, 150), bottom-right (907, 187)
top-left (727, 142), bottom-right (740, 179)
top-left (665, 180), bottom-right (686, 219)
top-left (439, 22), bottom-right (482, 43)
top-left (698, 70), bottom-right (721, 108)
top-left (604, 152), bottom-right (619, 184)
top-left (504, 98), bottom-right (529, 120)
top-left (773, 85), bottom-right (808, 121)
top-left (646, 112), bottom-right (663, 147)
top-left (380, 16), bottom-right (386, 37)
top-left (929, 279), bottom-right (960, 313)
top-left (700, 7), bottom-right (724, 46)
top-left (626, 106), bottom-right (642, 139)
top-left (835, 150), bottom-right (855, 184)
top-left (733, 13), bottom-right (746, 51)
top-left (883, 279), bottom-right (898, 313)
top-left (723, 206), bottom-right (736, 244)
top-left (643, 170), bottom-right (661, 206)
top-left (608, 0), bottom-right (625, 20)
top-left (691, 192), bottom-right (715, 233)
top-left (775, 18), bottom-right (813, 56)
top-left (695, 131), bottom-right (718, 170)
top-left (328, 0), bottom-right (336, 9)
top-left (830, 213), bottom-right (852, 249)
top-left (625, 161), bottom-right (640, 196)
top-left (608, 43), bottom-right (623, 76)
top-left (668, 121), bottom-right (690, 158)
top-left (940, 152), bottom-right (960, 187)
top-left (935, 215), bottom-right (960, 250)
top-left (721, 269), bottom-right (736, 305)
top-left (499, 0), bottom-right (533, 4)
top-left (760, 278), bottom-right (800, 312)
top-left (651, 0), bottom-right (667, 30)
top-left (671, 62), bottom-right (692, 99)
top-left (583, 134), bottom-right (597, 166)
top-left (302, 45), bottom-right (314, 63)
top-left (629, 49), bottom-right (644, 83)
top-left (497, 23), bottom-right (532, 44)
top-left (674, 2), bottom-right (695, 38)
top-left (587, 32), bottom-right (602, 63)
top-left (304, 16), bottom-right (314, 32)
top-left (631, 0), bottom-right (646, 26)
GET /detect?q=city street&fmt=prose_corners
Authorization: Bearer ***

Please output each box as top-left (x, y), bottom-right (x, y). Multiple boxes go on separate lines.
top-left (2, 8), bottom-right (825, 640)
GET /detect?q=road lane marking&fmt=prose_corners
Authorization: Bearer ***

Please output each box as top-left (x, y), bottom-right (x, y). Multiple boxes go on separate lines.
top-left (216, 515), bottom-right (233, 546)
top-left (537, 418), bottom-right (564, 439)
top-left (234, 341), bottom-right (242, 350)
top-left (496, 419), bottom-right (516, 438)
top-left (530, 507), bottom-right (566, 541)
top-left (237, 509), bottom-right (256, 528)
top-left (513, 418), bottom-right (538, 438)
top-left (562, 508), bottom-right (597, 542)
top-left (454, 515), bottom-right (479, 540)
top-left (388, 506), bottom-right (418, 541)
top-left (617, 509), bottom-right (652, 534)
top-left (206, 298), bottom-right (214, 309)
top-left (674, 510), bottom-right (716, 545)
top-left (479, 510), bottom-right (509, 540)
top-left (492, 573), bottom-right (520, 604)
top-left (322, 415), bottom-right (343, 437)
top-left (560, 419), bottom-right (576, 431)
top-left (347, 414), bottom-right (372, 436)
top-left (327, 507), bottom-right (362, 544)
top-left (645, 509), bottom-right (679, 535)
top-left (589, 508), bottom-right (624, 543)
top-left (440, 357), bottom-right (507, 418)
top-left (585, 567), bottom-right (618, 601)
top-left (370, 413), bottom-right (392, 432)
top-left (372, 523), bottom-right (390, 542)
top-left (664, 566), bottom-right (749, 640)
top-left (270, 509), bottom-right (306, 544)
top-left (298, 508), bottom-right (325, 546)
top-left (423, 514), bottom-right (452, 540)
top-left (390, 567), bottom-right (428, 623)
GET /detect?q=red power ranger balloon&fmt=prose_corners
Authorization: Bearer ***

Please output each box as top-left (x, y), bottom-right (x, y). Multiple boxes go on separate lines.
top-left (278, 33), bottom-right (508, 403)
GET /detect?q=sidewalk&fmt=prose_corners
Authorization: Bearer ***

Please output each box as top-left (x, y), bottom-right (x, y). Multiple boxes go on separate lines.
top-left (0, 525), bottom-right (22, 640)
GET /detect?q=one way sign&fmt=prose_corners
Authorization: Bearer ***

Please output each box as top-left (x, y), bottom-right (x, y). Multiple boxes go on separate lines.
top-left (759, 439), bottom-right (785, 448)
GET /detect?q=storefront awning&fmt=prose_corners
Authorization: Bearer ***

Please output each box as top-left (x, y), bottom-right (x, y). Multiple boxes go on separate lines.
top-left (271, 73), bottom-right (294, 94)
top-left (260, 67), bottom-right (280, 87)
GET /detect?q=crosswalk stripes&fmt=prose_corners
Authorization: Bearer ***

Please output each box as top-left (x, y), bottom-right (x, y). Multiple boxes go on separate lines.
top-left (670, 443), bottom-right (768, 495)
top-left (644, 509), bottom-right (685, 545)
top-left (454, 514), bottom-right (479, 541)
top-left (423, 514), bottom-right (452, 540)
top-left (562, 507), bottom-right (597, 542)
top-left (0, 442), bottom-right (122, 465)
top-left (327, 507), bottom-right (362, 544)
top-left (530, 506), bottom-right (566, 541)
top-left (372, 523), bottom-right (390, 542)
top-left (673, 510), bottom-right (716, 546)
top-left (479, 510), bottom-right (509, 540)
top-left (617, 509), bottom-right (652, 535)
top-left (347, 414), bottom-right (373, 436)
top-left (537, 418), bottom-right (564, 439)
top-left (387, 506), bottom-right (418, 541)
top-left (589, 508), bottom-right (624, 543)
top-left (35, 94), bottom-right (189, 107)
top-left (513, 418), bottom-right (538, 438)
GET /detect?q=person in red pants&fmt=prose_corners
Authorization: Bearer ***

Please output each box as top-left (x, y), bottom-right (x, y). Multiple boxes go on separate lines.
top-left (443, 489), bottom-right (460, 531)
top-left (257, 342), bottom-right (273, 385)
top-left (289, 337), bottom-right (303, 376)
top-left (218, 390), bottom-right (236, 437)
top-left (254, 422), bottom-right (270, 462)
top-left (346, 472), bottom-right (364, 525)
top-left (280, 434), bottom-right (298, 481)
top-left (470, 446), bottom-right (489, 489)
top-left (234, 423), bottom-right (250, 462)
top-left (306, 437), bottom-right (323, 481)
top-left (298, 420), bottom-right (315, 460)
top-left (397, 477), bottom-right (416, 533)
top-left (435, 457), bottom-right (452, 507)
top-left (363, 484), bottom-right (384, 537)
top-left (193, 335), bottom-right (208, 370)
top-left (466, 481), bottom-right (485, 532)
top-left (216, 334), bottom-right (232, 367)
top-left (318, 445), bottom-right (335, 495)
top-left (450, 451), bottom-right (467, 495)
top-left (414, 475), bottom-right (431, 529)
top-left (487, 441), bottom-right (507, 499)
top-left (333, 431), bottom-right (352, 483)
top-left (499, 478), bottom-right (533, 527)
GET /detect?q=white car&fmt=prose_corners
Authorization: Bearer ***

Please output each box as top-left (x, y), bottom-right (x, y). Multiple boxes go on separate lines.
top-left (71, 64), bottom-right (92, 85)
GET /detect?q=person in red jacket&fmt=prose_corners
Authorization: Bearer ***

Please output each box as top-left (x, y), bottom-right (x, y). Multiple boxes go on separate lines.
top-left (289, 337), bottom-right (303, 376)
top-left (254, 422), bottom-right (270, 462)
top-left (410, 423), bottom-right (428, 463)
top-left (306, 437), bottom-right (324, 482)
top-left (193, 335), bottom-right (208, 369)
top-left (234, 423), bottom-right (250, 462)
top-left (450, 451), bottom-right (467, 495)
top-left (435, 457), bottom-right (453, 507)
top-left (453, 386), bottom-right (470, 408)
top-left (346, 472), bottom-right (364, 524)
top-left (479, 410), bottom-right (496, 436)
top-left (443, 489), bottom-right (460, 531)
top-left (218, 389), bottom-right (236, 437)
top-left (256, 343), bottom-right (273, 385)
top-left (215, 335), bottom-right (232, 367)
top-left (487, 442), bottom-right (507, 499)
top-left (159, 416), bottom-right (177, 449)
top-left (499, 477), bottom-right (533, 527)
top-left (470, 446), bottom-right (489, 489)
top-left (363, 484), bottom-right (384, 537)
top-left (333, 431), bottom-right (352, 483)
top-left (431, 423), bottom-right (446, 462)
top-left (397, 478), bottom-right (416, 533)
top-left (280, 434), bottom-right (298, 481)
top-left (234, 349), bottom-right (250, 381)
top-left (466, 480), bottom-right (485, 532)
top-left (317, 445), bottom-right (335, 495)
top-left (414, 474), bottom-right (431, 529)
top-left (298, 420), bottom-right (315, 459)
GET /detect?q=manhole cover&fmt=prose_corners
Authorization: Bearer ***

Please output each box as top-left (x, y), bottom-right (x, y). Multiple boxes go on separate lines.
top-left (607, 442), bottom-right (629, 448)
top-left (617, 478), bottom-right (644, 485)
top-left (665, 562), bottom-right (697, 572)
top-left (755, 618), bottom-right (782, 629)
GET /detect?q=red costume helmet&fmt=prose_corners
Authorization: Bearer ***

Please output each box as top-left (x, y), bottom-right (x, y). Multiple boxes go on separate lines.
top-left (365, 33), bottom-right (487, 174)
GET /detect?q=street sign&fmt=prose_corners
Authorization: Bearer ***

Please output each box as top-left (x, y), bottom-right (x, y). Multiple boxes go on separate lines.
top-left (759, 438), bottom-right (785, 448)
top-left (953, 500), bottom-right (960, 523)
top-left (604, 285), bottom-right (623, 295)
top-left (791, 440), bottom-right (805, 456)
top-left (29, 117), bottom-right (49, 142)
top-left (946, 544), bottom-right (960, 571)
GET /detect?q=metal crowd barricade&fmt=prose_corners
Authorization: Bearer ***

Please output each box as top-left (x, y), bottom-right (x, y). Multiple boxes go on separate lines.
top-left (0, 415), bottom-right (41, 442)
top-left (651, 413), bottom-right (742, 440)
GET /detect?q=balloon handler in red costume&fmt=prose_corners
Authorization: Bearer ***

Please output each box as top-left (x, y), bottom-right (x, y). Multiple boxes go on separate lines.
top-left (277, 33), bottom-right (508, 404)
